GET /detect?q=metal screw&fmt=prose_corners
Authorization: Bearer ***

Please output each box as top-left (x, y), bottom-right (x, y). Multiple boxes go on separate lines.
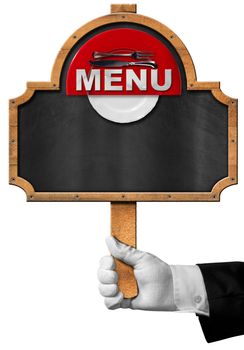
top-left (11, 139), bottom-right (15, 143)
top-left (73, 35), bottom-right (77, 39)
top-left (11, 177), bottom-right (15, 181)
top-left (122, 194), bottom-right (125, 198)
top-left (170, 35), bottom-right (174, 39)
top-left (168, 195), bottom-right (171, 198)
top-left (231, 178), bottom-right (235, 181)
top-left (11, 100), bottom-right (15, 104)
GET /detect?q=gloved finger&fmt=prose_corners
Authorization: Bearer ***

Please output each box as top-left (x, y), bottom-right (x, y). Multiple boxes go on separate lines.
top-left (97, 269), bottom-right (118, 284)
top-left (98, 283), bottom-right (118, 297)
top-left (104, 291), bottom-right (124, 310)
top-left (99, 256), bottom-right (115, 270)
top-left (106, 236), bottom-right (146, 267)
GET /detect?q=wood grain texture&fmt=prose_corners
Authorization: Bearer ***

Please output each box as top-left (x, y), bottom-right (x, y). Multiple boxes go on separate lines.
top-left (9, 4), bottom-right (238, 202)
top-left (111, 4), bottom-right (137, 13)
top-left (111, 202), bottom-right (138, 298)
top-left (211, 90), bottom-right (238, 195)
top-left (25, 192), bottom-right (221, 202)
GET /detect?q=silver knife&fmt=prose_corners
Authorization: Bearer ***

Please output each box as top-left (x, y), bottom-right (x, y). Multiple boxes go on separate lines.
top-left (90, 60), bottom-right (157, 69)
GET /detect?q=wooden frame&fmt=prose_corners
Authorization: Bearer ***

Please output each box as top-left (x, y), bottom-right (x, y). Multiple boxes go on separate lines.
top-left (9, 5), bottom-right (238, 202)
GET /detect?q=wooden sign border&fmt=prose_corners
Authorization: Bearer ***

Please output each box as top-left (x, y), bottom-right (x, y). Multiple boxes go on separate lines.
top-left (9, 7), bottom-right (237, 202)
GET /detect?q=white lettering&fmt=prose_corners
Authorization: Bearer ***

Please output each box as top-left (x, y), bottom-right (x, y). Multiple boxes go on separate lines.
top-left (76, 69), bottom-right (100, 91)
top-left (126, 69), bottom-right (147, 91)
top-left (104, 69), bottom-right (123, 91)
top-left (151, 69), bottom-right (172, 91)
top-left (76, 68), bottom-right (173, 92)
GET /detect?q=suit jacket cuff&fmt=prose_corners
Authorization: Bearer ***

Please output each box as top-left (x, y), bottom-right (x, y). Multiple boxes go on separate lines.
top-left (170, 265), bottom-right (210, 316)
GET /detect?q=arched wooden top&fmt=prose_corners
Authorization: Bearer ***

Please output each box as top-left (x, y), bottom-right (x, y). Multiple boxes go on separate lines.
top-left (50, 13), bottom-right (197, 87)
top-left (27, 11), bottom-right (221, 91)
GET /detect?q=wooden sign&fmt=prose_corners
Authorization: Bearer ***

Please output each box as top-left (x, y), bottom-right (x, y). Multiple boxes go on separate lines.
top-left (9, 4), bottom-right (238, 298)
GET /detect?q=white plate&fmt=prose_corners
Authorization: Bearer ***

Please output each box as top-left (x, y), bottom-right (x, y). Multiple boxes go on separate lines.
top-left (88, 94), bottom-right (159, 123)
top-left (87, 69), bottom-right (158, 123)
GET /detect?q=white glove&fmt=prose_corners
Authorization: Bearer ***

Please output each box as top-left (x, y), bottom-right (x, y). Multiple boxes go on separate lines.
top-left (97, 236), bottom-right (176, 311)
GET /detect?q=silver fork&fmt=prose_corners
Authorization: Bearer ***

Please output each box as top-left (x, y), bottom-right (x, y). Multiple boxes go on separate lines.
top-left (93, 50), bottom-right (154, 60)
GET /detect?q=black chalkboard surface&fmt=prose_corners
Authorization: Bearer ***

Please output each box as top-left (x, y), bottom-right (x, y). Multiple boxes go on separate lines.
top-left (18, 90), bottom-right (227, 192)
top-left (12, 21), bottom-right (235, 201)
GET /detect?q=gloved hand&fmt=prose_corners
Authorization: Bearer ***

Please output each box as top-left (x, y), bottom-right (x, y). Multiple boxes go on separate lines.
top-left (97, 236), bottom-right (176, 311)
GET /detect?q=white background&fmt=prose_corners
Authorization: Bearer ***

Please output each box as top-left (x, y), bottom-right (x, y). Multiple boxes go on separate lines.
top-left (0, 0), bottom-right (243, 349)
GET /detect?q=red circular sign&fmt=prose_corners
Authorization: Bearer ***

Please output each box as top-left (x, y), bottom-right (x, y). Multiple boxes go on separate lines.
top-left (66, 28), bottom-right (182, 96)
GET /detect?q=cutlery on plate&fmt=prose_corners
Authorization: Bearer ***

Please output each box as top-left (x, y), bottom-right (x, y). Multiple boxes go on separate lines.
top-left (90, 60), bottom-right (157, 69)
top-left (93, 50), bottom-right (154, 60)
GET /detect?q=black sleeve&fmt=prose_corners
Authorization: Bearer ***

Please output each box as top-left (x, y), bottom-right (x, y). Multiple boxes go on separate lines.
top-left (197, 262), bottom-right (244, 343)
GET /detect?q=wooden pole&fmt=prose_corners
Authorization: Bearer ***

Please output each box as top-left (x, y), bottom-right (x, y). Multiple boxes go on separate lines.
top-left (111, 202), bottom-right (138, 298)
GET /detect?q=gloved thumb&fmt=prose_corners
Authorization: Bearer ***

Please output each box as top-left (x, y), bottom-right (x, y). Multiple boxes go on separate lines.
top-left (106, 236), bottom-right (145, 267)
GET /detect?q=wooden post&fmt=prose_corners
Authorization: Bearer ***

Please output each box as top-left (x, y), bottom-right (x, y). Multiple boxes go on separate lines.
top-left (111, 202), bottom-right (138, 298)
top-left (109, 5), bottom-right (138, 300)
top-left (111, 4), bottom-right (137, 13)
